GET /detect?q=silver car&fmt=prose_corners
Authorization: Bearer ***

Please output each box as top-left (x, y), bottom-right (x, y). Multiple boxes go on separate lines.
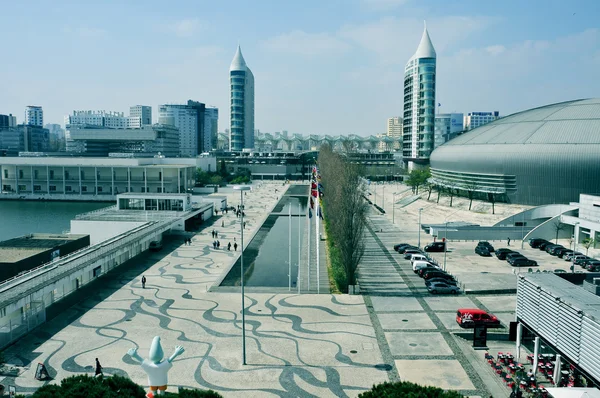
top-left (427, 282), bottom-right (460, 295)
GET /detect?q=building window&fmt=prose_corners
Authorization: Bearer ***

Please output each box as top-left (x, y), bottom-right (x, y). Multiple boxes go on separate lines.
top-left (49, 185), bottom-right (56, 192)
top-left (18, 170), bottom-right (23, 179)
top-left (34, 185), bottom-right (41, 191)
top-left (34, 170), bottom-right (39, 179)
top-left (2, 185), bottom-right (11, 192)
top-left (97, 187), bottom-right (102, 192)
top-left (157, 187), bottom-right (163, 193)
top-left (82, 186), bottom-right (87, 192)
top-left (18, 185), bottom-right (26, 191)
top-left (0, 307), bottom-right (5, 318)
top-left (3, 170), bottom-right (7, 179)
top-left (66, 186), bottom-right (72, 192)
top-left (65, 171), bottom-right (70, 179)
top-left (49, 170), bottom-right (54, 179)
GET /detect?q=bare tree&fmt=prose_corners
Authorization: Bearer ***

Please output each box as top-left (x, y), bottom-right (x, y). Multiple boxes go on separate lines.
top-left (488, 192), bottom-right (496, 215)
top-left (552, 220), bottom-right (565, 244)
top-left (426, 181), bottom-right (434, 200)
top-left (463, 180), bottom-right (479, 211)
top-left (447, 187), bottom-right (454, 207)
top-left (582, 238), bottom-right (596, 255)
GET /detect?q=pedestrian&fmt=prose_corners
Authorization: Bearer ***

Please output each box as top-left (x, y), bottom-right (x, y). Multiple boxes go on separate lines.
top-left (227, 242), bottom-right (231, 251)
top-left (234, 242), bottom-right (238, 251)
top-left (507, 237), bottom-right (511, 246)
top-left (217, 240), bottom-right (220, 249)
top-left (211, 230), bottom-right (215, 238)
top-left (141, 275), bottom-right (146, 289)
top-left (213, 240), bottom-right (216, 249)
top-left (215, 231), bottom-right (218, 239)
top-left (234, 237), bottom-right (236, 242)
top-left (243, 221), bottom-right (247, 229)
top-left (221, 220), bottom-right (224, 228)
top-left (215, 209), bottom-right (218, 215)
top-left (95, 358), bottom-right (103, 377)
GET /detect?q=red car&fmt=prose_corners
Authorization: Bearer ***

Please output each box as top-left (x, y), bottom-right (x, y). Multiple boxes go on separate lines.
top-left (456, 308), bottom-right (501, 329)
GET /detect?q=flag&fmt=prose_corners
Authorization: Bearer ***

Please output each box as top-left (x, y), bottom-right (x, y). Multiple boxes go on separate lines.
top-left (311, 189), bottom-right (318, 198)
top-left (311, 182), bottom-right (317, 189)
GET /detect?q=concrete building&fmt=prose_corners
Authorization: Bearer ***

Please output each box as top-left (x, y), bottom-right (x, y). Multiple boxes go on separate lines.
top-left (204, 107), bottom-right (218, 152)
top-left (229, 46), bottom-right (255, 151)
top-left (382, 117), bottom-right (403, 151)
top-left (559, 194), bottom-right (600, 250)
top-left (65, 110), bottom-right (127, 129)
top-left (430, 99), bottom-right (600, 205)
top-left (0, 157), bottom-right (197, 199)
top-left (434, 113), bottom-right (463, 148)
top-left (464, 111), bottom-right (500, 130)
top-left (0, 114), bottom-right (17, 129)
top-left (44, 124), bottom-right (66, 151)
top-left (158, 101), bottom-right (209, 156)
top-left (402, 24), bottom-right (436, 168)
top-left (0, 125), bottom-right (50, 156)
top-left (24, 106), bottom-right (43, 127)
top-left (129, 105), bottom-right (152, 127)
top-left (65, 124), bottom-right (180, 157)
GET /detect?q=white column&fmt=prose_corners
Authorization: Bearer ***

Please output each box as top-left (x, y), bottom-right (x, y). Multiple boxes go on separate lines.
top-left (307, 197), bottom-right (311, 291)
top-left (553, 354), bottom-right (562, 386)
top-left (15, 165), bottom-right (19, 194)
top-left (316, 194), bottom-right (320, 294)
top-left (62, 166), bottom-right (65, 194)
top-left (288, 205), bottom-right (292, 291)
top-left (532, 336), bottom-right (540, 375)
top-left (515, 322), bottom-right (523, 362)
top-left (111, 166), bottom-right (114, 195)
top-left (184, 168), bottom-right (188, 192)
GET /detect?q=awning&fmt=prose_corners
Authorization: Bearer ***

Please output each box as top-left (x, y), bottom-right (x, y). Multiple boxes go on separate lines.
top-left (546, 387), bottom-right (600, 398)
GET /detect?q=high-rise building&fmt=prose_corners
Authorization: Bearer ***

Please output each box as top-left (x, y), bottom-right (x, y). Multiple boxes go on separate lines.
top-left (158, 100), bottom-right (208, 156)
top-left (204, 107), bottom-right (218, 152)
top-left (464, 111), bottom-right (500, 130)
top-left (0, 114), bottom-right (17, 129)
top-left (129, 105), bottom-right (152, 128)
top-left (0, 125), bottom-right (49, 155)
top-left (434, 113), bottom-right (464, 149)
top-left (402, 24), bottom-right (436, 168)
top-left (25, 106), bottom-right (43, 127)
top-left (387, 117), bottom-right (403, 151)
top-left (229, 45), bottom-right (255, 151)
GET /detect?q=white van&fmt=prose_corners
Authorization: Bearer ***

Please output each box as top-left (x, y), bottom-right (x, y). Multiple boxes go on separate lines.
top-left (413, 260), bottom-right (438, 272)
top-left (410, 254), bottom-right (429, 263)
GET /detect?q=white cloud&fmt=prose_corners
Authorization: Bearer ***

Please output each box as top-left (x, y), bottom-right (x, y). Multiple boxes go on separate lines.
top-left (167, 18), bottom-right (202, 38)
top-left (361, 0), bottom-right (410, 10)
top-left (262, 30), bottom-right (351, 57)
top-left (485, 45), bottom-right (506, 56)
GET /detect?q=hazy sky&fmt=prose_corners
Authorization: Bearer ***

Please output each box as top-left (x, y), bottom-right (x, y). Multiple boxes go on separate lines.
top-left (1, 0), bottom-right (599, 135)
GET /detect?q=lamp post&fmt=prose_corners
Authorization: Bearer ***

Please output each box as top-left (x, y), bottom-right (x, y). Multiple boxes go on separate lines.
top-left (392, 192), bottom-right (399, 224)
top-left (443, 209), bottom-right (461, 272)
top-left (572, 222), bottom-right (580, 273)
top-left (382, 183), bottom-right (385, 210)
top-left (521, 209), bottom-right (526, 249)
top-left (418, 208), bottom-right (423, 249)
top-left (234, 185), bottom-right (251, 365)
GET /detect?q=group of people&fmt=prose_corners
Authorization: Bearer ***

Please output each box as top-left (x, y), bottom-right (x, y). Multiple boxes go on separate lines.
top-left (183, 237), bottom-right (192, 245)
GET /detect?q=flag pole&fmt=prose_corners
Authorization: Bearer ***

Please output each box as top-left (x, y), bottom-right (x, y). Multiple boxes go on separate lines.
top-left (315, 166), bottom-right (320, 294)
top-left (307, 189), bottom-right (311, 292)
top-left (288, 205), bottom-right (292, 291)
top-left (298, 201), bottom-right (301, 294)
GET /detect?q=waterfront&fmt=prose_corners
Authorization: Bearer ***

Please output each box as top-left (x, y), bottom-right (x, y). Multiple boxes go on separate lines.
top-left (0, 200), bottom-right (111, 241)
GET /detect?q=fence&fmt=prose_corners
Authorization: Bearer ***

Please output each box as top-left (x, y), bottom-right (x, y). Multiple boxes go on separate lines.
top-left (0, 301), bottom-right (45, 349)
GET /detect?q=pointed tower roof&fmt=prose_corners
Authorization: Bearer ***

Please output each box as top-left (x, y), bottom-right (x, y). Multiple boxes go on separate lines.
top-left (230, 45), bottom-right (247, 72)
top-left (410, 22), bottom-right (436, 60)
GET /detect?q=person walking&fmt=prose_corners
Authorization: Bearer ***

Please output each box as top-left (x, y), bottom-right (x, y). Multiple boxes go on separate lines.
top-left (243, 221), bottom-right (247, 229)
top-left (217, 240), bottom-right (220, 249)
top-left (507, 237), bottom-right (511, 246)
top-left (141, 275), bottom-right (146, 289)
top-left (227, 242), bottom-right (231, 251)
top-left (213, 240), bottom-right (216, 249)
top-left (211, 230), bottom-right (215, 239)
top-left (215, 231), bottom-right (218, 239)
top-left (234, 242), bottom-right (238, 251)
top-left (221, 220), bottom-right (224, 228)
top-left (95, 358), bottom-right (103, 377)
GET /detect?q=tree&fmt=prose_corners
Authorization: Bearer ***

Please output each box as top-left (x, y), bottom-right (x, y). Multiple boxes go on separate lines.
top-left (552, 220), bottom-right (565, 244)
top-left (218, 159), bottom-right (228, 177)
top-left (405, 168), bottom-right (430, 195)
top-left (463, 180), bottom-right (479, 211)
top-left (195, 169), bottom-right (211, 186)
top-left (448, 187), bottom-right (455, 207)
top-left (583, 237), bottom-right (596, 255)
top-left (359, 381), bottom-right (464, 397)
top-left (488, 192), bottom-right (496, 215)
top-left (426, 181), bottom-right (435, 200)
top-left (209, 175), bottom-right (223, 186)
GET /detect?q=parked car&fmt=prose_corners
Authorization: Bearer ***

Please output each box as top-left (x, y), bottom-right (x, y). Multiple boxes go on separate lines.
top-left (413, 260), bottom-right (438, 272)
top-left (545, 244), bottom-right (563, 254)
top-left (505, 252), bottom-right (525, 262)
top-left (418, 265), bottom-right (441, 276)
top-left (424, 242), bottom-right (446, 252)
top-left (511, 258), bottom-right (538, 267)
top-left (529, 238), bottom-right (548, 248)
top-left (456, 308), bottom-right (501, 328)
top-left (554, 247), bottom-right (572, 257)
top-left (425, 277), bottom-right (458, 286)
top-left (508, 255), bottom-right (529, 265)
top-left (394, 243), bottom-right (412, 252)
top-left (398, 245), bottom-right (418, 254)
top-left (428, 282), bottom-right (460, 295)
top-left (422, 270), bottom-right (455, 281)
top-left (586, 261), bottom-right (600, 271)
top-left (475, 246), bottom-right (492, 257)
top-left (554, 269), bottom-right (567, 273)
top-left (149, 241), bottom-right (163, 252)
top-left (409, 254), bottom-right (430, 263)
top-left (564, 252), bottom-right (582, 261)
top-left (574, 255), bottom-right (592, 266)
top-left (580, 258), bottom-right (598, 267)
top-left (477, 241), bottom-right (495, 252)
top-left (495, 248), bottom-right (515, 260)
top-left (404, 249), bottom-right (423, 259)
top-left (538, 241), bottom-right (553, 250)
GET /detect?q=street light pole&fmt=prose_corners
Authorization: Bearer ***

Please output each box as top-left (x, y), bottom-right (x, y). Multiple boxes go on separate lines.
top-left (521, 209), bottom-right (525, 249)
top-left (573, 222), bottom-right (580, 273)
top-left (234, 185), bottom-right (251, 365)
top-left (443, 221), bottom-right (448, 272)
top-left (382, 184), bottom-right (385, 211)
top-left (418, 208), bottom-right (423, 249)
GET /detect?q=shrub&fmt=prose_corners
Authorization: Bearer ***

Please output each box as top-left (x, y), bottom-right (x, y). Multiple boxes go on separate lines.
top-left (164, 388), bottom-right (223, 397)
top-left (359, 381), bottom-right (465, 398)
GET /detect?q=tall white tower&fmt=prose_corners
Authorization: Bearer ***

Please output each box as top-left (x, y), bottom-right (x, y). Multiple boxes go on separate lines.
top-left (25, 105), bottom-right (44, 126)
top-left (229, 45), bottom-right (255, 151)
top-left (402, 23), bottom-right (436, 168)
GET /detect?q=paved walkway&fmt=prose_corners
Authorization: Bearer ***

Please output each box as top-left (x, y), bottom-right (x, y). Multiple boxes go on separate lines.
top-left (0, 182), bottom-right (387, 397)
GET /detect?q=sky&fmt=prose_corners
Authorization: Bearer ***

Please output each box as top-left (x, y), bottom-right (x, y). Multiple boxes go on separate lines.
top-left (1, 0), bottom-right (599, 135)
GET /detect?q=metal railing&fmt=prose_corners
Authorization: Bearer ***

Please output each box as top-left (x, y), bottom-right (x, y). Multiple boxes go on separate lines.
top-left (74, 205), bottom-right (117, 219)
top-left (0, 219), bottom-right (171, 307)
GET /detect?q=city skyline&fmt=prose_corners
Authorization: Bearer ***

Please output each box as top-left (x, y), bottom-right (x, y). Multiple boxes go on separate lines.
top-left (1, 0), bottom-right (599, 135)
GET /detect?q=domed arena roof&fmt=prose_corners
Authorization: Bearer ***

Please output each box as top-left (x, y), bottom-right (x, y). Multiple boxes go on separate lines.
top-left (429, 99), bottom-right (600, 205)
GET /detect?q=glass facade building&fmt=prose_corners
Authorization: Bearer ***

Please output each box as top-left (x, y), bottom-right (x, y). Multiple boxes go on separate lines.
top-left (402, 25), bottom-right (437, 167)
top-left (229, 46), bottom-right (255, 151)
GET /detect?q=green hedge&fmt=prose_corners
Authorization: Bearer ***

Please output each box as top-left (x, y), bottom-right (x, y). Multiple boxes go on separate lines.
top-left (359, 381), bottom-right (465, 398)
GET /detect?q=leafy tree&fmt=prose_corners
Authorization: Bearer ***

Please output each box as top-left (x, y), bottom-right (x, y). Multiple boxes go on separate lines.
top-left (195, 169), bottom-right (211, 186)
top-left (359, 381), bottom-right (464, 397)
top-left (209, 175), bottom-right (223, 186)
top-left (218, 159), bottom-right (228, 177)
top-left (583, 237), bottom-right (596, 255)
top-left (405, 168), bottom-right (431, 195)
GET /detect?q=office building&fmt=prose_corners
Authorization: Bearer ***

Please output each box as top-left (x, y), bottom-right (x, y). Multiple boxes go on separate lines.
top-left (430, 99), bottom-right (600, 205)
top-left (45, 124), bottom-right (66, 152)
top-left (66, 124), bottom-right (180, 157)
top-left (129, 105), bottom-right (152, 126)
top-left (464, 111), bottom-right (500, 130)
top-left (65, 110), bottom-right (127, 129)
top-left (204, 107), bottom-right (218, 152)
top-left (229, 45), bottom-right (255, 151)
top-left (0, 125), bottom-right (50, 156)
top-left (0, 114), bottom-right (17, 129)
top-left (402, 24), bottom-right (436, 168)
top-left (433, 113), bottom-right (463, 148)
top-left (25, 106), bottom-right (43, 127)
top-left (382, 117), bottom-right (403, 151)
top-left (159, 101), bottom-right (210, 156)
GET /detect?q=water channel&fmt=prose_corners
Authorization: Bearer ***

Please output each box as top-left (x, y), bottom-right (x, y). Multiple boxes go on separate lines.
top-left (219, 185), bottom-right (308, 288)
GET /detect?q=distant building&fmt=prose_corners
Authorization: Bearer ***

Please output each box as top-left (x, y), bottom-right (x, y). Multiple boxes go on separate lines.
top-left (402, 24), bottom-right (436, 168)
top-left (45, 123), bottom-right (66, 151)
top-left (129, 105), bottom-right (152, 128)
top-left (434, 113), bottom-right (464, 148)
top-left (204, 107), bottom-right (218, 152)
top-left (25, 106), bottom-right (43, 127)
top-left (382, 117), bottom-right (403, 151)
top-left (66, 124), bottom-right (180, 157)
top-left (464, 111), bottom-right (500, 130)
top-left (0, 125), bottom-right (50, 155)
top-left (229, 46), bottom-right (255, 151)
top-left (0, 114), bottom-right (17, 129)
top-left (159, 101), bottom-right (211, 156)
top-left (65, 110), bottom-right (128, 129)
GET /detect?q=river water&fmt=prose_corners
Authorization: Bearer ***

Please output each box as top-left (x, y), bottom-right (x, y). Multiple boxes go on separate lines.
top-left (0, 200), bottom-right (111, 241)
